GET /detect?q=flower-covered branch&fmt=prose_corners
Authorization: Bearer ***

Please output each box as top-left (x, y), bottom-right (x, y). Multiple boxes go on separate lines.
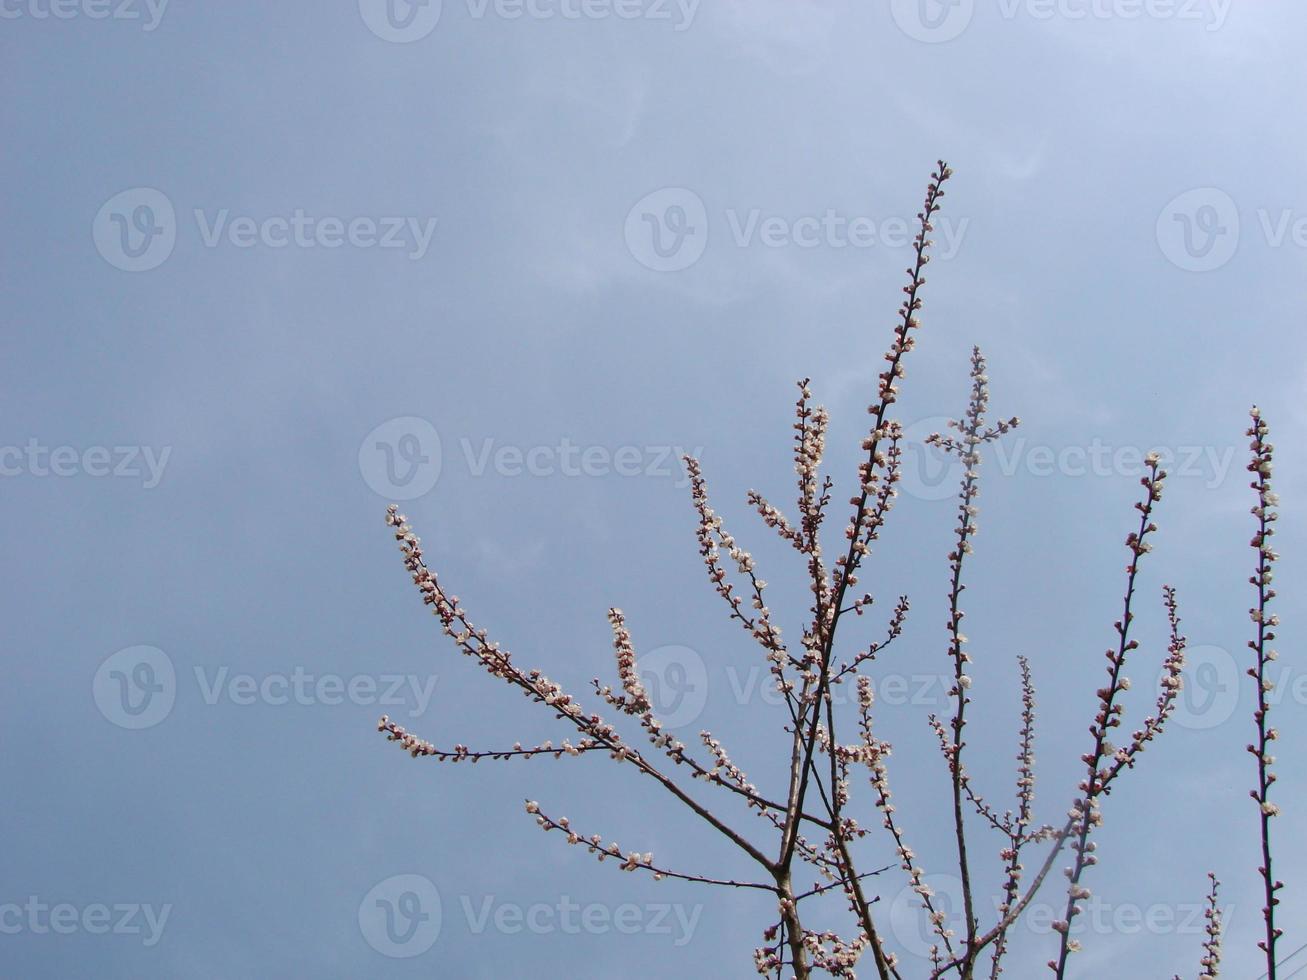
top-left (374, 165), bottom-right (1292, 980)
top-left (1247, 407), bottom-right (1283, 977)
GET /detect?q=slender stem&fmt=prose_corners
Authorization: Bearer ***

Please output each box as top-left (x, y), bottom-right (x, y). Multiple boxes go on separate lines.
top-left (1247, 408), bottom-right (1282, 977)
top-left (1053, 461), bottom-right (1164, 976)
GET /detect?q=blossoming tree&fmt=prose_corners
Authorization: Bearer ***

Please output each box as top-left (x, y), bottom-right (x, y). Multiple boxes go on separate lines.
top-left (377, 164), bottom-right (1287, 979)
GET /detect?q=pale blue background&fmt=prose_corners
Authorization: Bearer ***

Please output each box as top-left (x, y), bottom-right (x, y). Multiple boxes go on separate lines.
top-left (2, 2), bottom-right (1304, 977)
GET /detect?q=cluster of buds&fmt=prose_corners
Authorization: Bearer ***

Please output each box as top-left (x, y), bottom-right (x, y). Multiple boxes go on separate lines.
top-left (805, 929), bottom-right (868, 977)
top-left (792, 378), bottom-right (833, 553)
top-left (525, 801), bottom-right (657, 876)
top-left (875, 161), bottom-right (952, 409)
top-left (383, 507), bottom-right (645, 771)
top-left (835, 596), bottom-right (910, 681)
top-left (378, 716), bottom-right (600, 761)
top-left (836, 422), bottom-right (903, 596)
top-left (605, 607), bottom-right (650, 716)
top-left (750, 487), bottom-right (803, 551)
top-left (853, 678), bottom-right (954, 959)
top-left (378, 716), bottom-right (437, 757)
top-left (1198, 873), bottom-right (1222, 980)
top-left (700, 731), bottom-right (758, 798)
top-left (687, 456), bottom-right (788, 671)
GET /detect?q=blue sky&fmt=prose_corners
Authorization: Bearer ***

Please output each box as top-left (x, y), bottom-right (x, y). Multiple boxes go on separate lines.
top-left (2, 2), bottom-right (1305, 977)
